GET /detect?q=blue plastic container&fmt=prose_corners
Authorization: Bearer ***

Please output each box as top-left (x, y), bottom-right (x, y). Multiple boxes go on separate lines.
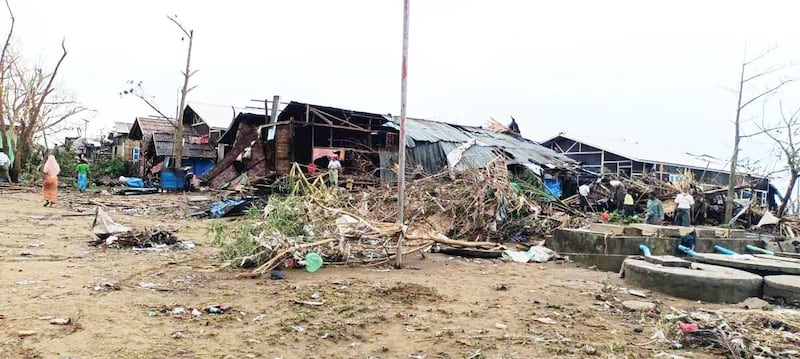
top-left (160, 169), bottom-right (186, 192)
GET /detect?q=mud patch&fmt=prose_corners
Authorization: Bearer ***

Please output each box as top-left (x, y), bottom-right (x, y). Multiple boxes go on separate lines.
top-left (374, 282), bottom-right (441, 304)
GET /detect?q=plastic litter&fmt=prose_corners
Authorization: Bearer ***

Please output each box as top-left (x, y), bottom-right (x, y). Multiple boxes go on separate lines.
top-left (305, 253), bottom-right (323, 272)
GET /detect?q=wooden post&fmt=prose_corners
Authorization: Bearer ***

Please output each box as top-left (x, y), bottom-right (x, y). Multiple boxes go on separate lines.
top-left (271, 95), bottom-right (280, 172)
top-left (600, 150), bottom-right (605, 175)
top-left (395, 0), bottom-right (410, 269)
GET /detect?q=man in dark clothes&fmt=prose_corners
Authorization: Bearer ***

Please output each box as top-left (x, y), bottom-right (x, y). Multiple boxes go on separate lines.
top-left (612, 181), bottom-right (626, 212)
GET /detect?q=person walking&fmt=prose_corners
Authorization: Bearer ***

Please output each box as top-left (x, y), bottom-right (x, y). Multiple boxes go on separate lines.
top-left (674, 189), bottom-right (695, 227)
top-left (42, 155), bottom-right (60, 207)
top-left (0, 148), bottom-right (10, 182)
top-left (327, 154), bottom-right (341, 187)
top-left (645, 193), bottom-right (664, 225)
top-left (76, 159), bottom-right (89, 192)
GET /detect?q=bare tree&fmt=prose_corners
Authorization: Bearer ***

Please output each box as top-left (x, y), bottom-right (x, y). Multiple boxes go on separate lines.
top-left (758, 103), bottom-right (800, 216)
top-left (168, 15), bottom-right (196, 169)
top-left (0, 0), bottom-right (15, 156)
top-left (725, 48), bottom-right (792, 222)
top-left (2, 41), bottom-right (89, 180)
top-left (122, 81), bottom-right (175, 122)
top-left (123, 15), bottom-right (196, 170)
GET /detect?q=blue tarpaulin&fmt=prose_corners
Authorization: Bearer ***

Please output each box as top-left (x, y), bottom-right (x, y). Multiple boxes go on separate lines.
top-left (209, 199), bottom-right (247, 218)
top-left (544, 178), bottom-right (562, 199)
top-left (125, 177), bottom-right (145, 188)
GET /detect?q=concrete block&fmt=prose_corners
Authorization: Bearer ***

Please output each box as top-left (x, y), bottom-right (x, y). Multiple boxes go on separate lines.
top-left (694, 227), bottom-right (720, 238)
top-left (548, 229), bottom-right (767, 272)
top-left (588, 224), bottom-right (626, 235)
top-left (623, 258), bottom-right (763, 303)
top-left (763, 275), bottom-right (800, 303)
top-left (645, 255), bottom-right (691, 268)
top-left (630, 224), bottom-right (680, 237)
top-left (729, 229), bottom-right (746, 239)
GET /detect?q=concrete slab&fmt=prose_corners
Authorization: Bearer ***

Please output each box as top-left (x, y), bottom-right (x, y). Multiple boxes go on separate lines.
top-left (622, 258), bottom-right (763, 303)
top-left (644, 255), bottom-right (691, 268)
top-left (630, 224), bottom-right (681, 237)
top-left (754, 254), bottom-right (800, 264)
top-left (775, 252), bottom-right (800, 259)
top-left (689, 253), bottom-right (800, 276)
top-left (763, 275), bottom-right (800, 303)
top-left (588, 224), bottom-right (642, 236)
top-left (729, 229), bottom-right (746, 239)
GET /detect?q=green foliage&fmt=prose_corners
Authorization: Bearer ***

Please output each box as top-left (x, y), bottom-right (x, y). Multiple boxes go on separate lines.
top-left (92, 158), bottom-right (134, 179)
top-left (205, 195), bottom-right (307, 268)
top-left (18, 144), bottom-right (46, 182)
top-left (264, 196), bottom-right (306, 236)
top-left (206, 221), bottom-right (227, 247)
top-left (608, 212), bottom-right (621, 223)
top-left (55, 149), bottom-right (79, 178)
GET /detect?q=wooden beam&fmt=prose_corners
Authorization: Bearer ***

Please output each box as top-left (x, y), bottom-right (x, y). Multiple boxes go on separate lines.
top-left (312, 108), bottom-right (368, 131)
top-left (309, 108), bottom-right (334, 125)
top-left (294, 122), bottom-right (372, 133)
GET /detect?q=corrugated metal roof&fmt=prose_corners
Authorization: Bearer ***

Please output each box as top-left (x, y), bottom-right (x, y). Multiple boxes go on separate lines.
top-left (386, 117), bottom-right (577, 169)
top-left (152, 132), bottom-right (217, 159)
top-left (136, 117), bottom-right (176, 136)
top-left (542, 133), bottom-right (727, 172)
top-left (187, 102), bottom-right (250, 130)
top-left (112, 122), bottom-right (132, 134)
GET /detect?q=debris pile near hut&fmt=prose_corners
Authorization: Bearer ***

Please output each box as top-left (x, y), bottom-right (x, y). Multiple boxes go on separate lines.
top-left (89, 208), bottom-right (180, 249)
top-left (210, 158), bottom-right (582, 273)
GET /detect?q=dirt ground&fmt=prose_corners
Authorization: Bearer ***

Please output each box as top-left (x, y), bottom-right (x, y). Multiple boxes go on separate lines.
top-left (1, 190), bottom-right (723, 358)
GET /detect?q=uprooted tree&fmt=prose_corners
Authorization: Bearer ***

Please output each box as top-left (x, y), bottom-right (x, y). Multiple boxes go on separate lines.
top-left (725, 47), bottom-right (792, 222)
top-left (0, 0), bottom-right (88, 181)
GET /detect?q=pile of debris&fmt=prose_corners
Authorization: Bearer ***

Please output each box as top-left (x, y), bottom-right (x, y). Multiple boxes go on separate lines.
top-left (88, 208), bottom-right (182, 249)
top-left (658, 307), bottom-right (800, 358)
top-left (210, 158), bottom-right (573, 273)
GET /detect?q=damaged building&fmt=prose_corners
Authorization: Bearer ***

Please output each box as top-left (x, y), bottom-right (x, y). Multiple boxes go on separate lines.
top-left (541, 133), bottom-right (779, 207)
top-left (208, 101), bottom-right (578, 190)
top-left (128, 116), bottom-right (219, 177)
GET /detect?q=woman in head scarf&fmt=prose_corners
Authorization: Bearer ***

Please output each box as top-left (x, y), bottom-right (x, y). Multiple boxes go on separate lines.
top-left (42, 155), bottom-right (60, 207)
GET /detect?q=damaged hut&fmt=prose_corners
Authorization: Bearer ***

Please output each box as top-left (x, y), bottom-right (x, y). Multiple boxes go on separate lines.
top-left (208, 101), bottom-right (579, 189)
top-left (384, 117), bottom-right (579, 183)
top-left (128, 116), bottom-right (219, 177)
top-left (210, 102), bottom-right (395, 188)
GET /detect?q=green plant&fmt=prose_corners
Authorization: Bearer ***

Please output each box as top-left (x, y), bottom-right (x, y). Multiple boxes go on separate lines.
top-left (264, 196), bottom-right (306, 236)
top-left (206, 222), bottom-right (228, 247)
top-left (608, 212), bottom-right (621, 223)
top-left (93, 158), bottom-right (134, 179)
top-left (204, 196), bottom-right (309, 268)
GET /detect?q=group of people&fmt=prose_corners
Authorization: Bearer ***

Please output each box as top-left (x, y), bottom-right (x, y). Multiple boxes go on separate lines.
top-left (578, 179), bottom-right (696, 226)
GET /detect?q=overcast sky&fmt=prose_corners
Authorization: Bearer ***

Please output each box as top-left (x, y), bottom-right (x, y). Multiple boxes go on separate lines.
top-left (5, 0), bottom-right (800, 185)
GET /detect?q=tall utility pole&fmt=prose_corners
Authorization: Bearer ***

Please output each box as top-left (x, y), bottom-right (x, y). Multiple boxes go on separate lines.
top-left (395, 0), bottom-right (410, 268)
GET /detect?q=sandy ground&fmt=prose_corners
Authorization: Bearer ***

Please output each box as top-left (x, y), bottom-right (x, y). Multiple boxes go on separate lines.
top-left (0, 189), bottom-right (720, 358)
